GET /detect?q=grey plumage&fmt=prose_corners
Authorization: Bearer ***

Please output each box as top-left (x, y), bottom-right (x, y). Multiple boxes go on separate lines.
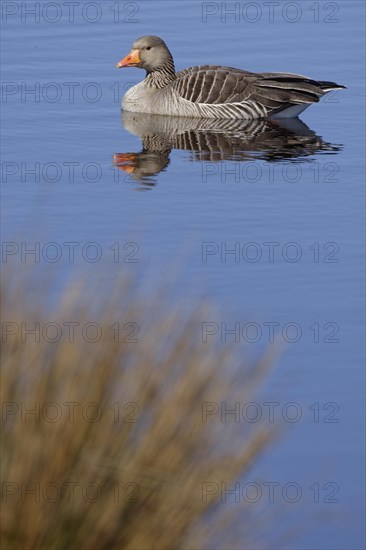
top-left (117, 36), bottom-right (346, 119)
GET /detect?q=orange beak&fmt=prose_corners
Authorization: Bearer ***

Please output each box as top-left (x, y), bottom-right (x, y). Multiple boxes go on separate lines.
top-left (116, 49), bottom-right (141, 68)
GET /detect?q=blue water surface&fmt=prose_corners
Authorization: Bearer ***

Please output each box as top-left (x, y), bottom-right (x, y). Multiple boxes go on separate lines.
top-left (1, 1), bottom-right (365, 548)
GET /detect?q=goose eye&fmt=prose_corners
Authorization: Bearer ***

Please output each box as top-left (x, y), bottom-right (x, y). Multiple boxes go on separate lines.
top-left (146, 46), bottom-right (151, 51)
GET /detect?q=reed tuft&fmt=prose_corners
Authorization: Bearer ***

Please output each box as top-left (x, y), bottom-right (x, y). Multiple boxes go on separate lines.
top-left (1, 273), bottom-right (277, 550)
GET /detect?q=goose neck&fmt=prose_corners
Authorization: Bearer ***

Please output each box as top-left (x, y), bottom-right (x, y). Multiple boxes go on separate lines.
top-left (145, 59), bottom-right (176, 89)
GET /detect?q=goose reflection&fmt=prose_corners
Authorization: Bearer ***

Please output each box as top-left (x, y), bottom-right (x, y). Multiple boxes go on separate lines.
top-left (114, 111), bottom-right (342, 187)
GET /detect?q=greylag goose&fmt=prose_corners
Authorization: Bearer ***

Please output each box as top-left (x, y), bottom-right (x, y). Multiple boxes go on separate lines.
top-left (116, 36), bottom-right (345, 120)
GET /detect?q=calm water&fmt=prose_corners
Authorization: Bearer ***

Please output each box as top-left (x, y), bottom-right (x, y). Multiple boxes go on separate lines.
top-left (2, 1), bottom-right (365, 548)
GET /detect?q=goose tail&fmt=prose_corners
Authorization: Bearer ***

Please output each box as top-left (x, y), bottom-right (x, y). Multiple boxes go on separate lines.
top-left (318, 81), bottom-right (347, 93)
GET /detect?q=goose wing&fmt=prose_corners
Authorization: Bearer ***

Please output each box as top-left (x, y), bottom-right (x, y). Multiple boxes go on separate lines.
top-left (172, 66), bottom-right (338, 112)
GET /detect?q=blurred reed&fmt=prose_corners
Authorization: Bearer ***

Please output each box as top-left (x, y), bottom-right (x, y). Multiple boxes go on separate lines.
top-left (1, 270), bottom-right (278, 550)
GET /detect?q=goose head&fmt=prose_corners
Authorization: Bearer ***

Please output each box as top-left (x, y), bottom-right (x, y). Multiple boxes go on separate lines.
top-left (116, 35), bottom-right (174, 74)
